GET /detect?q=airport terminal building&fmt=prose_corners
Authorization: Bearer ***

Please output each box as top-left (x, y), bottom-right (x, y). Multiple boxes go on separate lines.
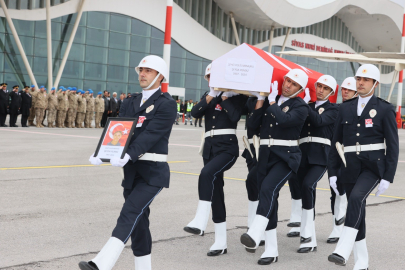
top-left (1, 0), bottom-right (404, 108)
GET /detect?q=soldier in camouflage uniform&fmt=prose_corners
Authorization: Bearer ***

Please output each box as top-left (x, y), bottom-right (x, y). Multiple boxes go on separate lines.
top-left (67, 88), bottom-right (77, 128)
top-left (47, 87), bottom-right (58, 128)
top-left (76, 90), bottom-right (86, 128)
top-left (28, 85), bottom-right (37, 126)
top-left (57, 87), bottom-right (69, 128)
top-left (84, 89), bottom-right (95, 128)
top-left (34, 86), bottom-right (48, 128)
top-left (94, 92), bottom-right (105, 128)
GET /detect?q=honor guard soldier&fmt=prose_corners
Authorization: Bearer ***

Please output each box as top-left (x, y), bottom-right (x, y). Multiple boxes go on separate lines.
top-left (80, 55), bottom-right (176, 270)
top-left (85, 90), bottom-right (95, 128)
top-left (240, 69), bottom-right (309, 265)
top-left (183, 69), bottom-right (248, 256)
top-left (0, 83), bottom-right (9, 127)
top-left (327, 76), bottom-right (357, 244)
top-left (56, 87), bottom-right (68, 128)
top-left (9, 85), bottom-right (22, 127)
top-left (34, 86), bottom-right (48, 128)
top-left (28, 85), bottom-right (37, 126)
top-left (47, 87), bottom-right (58, 128)
top-left (94, 92), bottom-right (105, 128)
top-left (294, 75), bottom-right (339, 254)
top-left (20, 86), bottom-right (32, 127)
top-left (327, 64), bottom-right (399, 269)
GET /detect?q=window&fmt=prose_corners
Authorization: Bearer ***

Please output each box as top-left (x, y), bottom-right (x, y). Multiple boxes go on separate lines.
top-left (85, 45), bottom-right (108, 64)
top-left (110, 14), bottom-right (131, 33)
top-left (86, 28), bottom-right (109, 46)
top-left (130, 35), bottom-right (150, 53)
top-left (87, 12), bottom-right (110, 30)
top-left (109, 32), bottom-right (130, 50)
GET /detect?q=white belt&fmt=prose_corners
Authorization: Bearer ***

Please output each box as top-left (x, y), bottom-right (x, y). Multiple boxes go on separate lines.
top-left (204, 129), bottom-right (236, 138)
top-left (248, 138), bottom-right (254, 144)
top-left (299, 136), bottom-right (331, 146)
top-left (344, 143), bottom-right (385, 153)
top-left (260, 139), bottom-right (299, 147)
top-left (139, 153), bottom-right (168, 162)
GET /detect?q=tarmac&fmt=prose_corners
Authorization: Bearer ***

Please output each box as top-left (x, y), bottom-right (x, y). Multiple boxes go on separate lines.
top-left (1, 117), bottom-right (405, 270)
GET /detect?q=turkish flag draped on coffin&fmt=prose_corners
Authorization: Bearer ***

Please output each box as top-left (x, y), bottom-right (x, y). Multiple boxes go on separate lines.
top-left (209, 43), bottom-right (338, 103)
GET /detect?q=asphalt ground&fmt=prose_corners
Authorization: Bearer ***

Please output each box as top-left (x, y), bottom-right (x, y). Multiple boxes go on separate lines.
top-left (1, 116), bottom-right (405, 270)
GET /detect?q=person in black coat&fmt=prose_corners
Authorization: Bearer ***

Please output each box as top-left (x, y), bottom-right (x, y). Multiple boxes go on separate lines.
top-left (20, 86), bottom-right (32, 127)
top-left (327, 65), bottom-right (399, 269)
top-left (81, 55), bottom-right (176, 270)
top-left (293, 75), bottom-right (339, 254)
top-left (109, 92), bottom-right (118, 117)
top-left (0, 83), bottom-right (9, 127)
top-left (100, 91), bottom-right (109, 127)
top-left (183, 86), bottom-right (247, 256)
top-left (9, 85), bottom-right (22, 127)
top-left (240, 69), bottom-right (309, 266)
top-left (117, 93), bottom-right (124, 114)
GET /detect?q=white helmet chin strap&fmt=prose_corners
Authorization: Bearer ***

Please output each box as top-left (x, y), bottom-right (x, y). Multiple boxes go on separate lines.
top-left (321, 91), bottom-right (334, 101)
top-left (359, 81), bottom-right (377, 97)
top-left (287, 88), bottom-right (303, 98)
top-left (142, 72), bottom-right (161, 90)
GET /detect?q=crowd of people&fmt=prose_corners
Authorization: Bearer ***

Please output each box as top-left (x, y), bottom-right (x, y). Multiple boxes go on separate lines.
top-left (0, 84), bottom-right (132, 128)
top-left (175, 99), bottom-right (203, 127)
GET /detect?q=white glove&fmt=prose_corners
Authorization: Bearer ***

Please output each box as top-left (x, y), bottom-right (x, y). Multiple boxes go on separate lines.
top-left (268, 81), bottom-right (278, 103)
top-left (89, 153), bottom-right (103, 166)
top-left (303, 88), bottom-right (311, 104)
top-left (375, 179), bottom-right (390, 196)
top-left (251, 91), bottom-right (265, 101)
top-left (208, 87), bottom-right (220, 97)
top-left (329, 176), bottom-right (339, 195)
top-left (110, 153), bottom-right (131, 167)
top-left (222, 91), bottom-right (238, 98)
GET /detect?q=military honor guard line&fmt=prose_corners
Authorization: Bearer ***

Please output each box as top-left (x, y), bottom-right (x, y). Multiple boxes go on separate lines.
top-left (3, 48), bottom-right (393, 269)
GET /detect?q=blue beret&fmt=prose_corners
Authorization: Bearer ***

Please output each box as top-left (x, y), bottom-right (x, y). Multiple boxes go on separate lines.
top-left (67, 87), bottom-right (72, 90)
top-left (98, 92), bottom-right (102, 95)
top-left (72, 87), bottom-right (77, 90)
top-left (51, 87), bottom-right (55, 90)
top-left (40, 85), bottom-right (45, 88)
top-left (62, 88), bottom-right (67, 92)
top-left (60, 86), bottom-right (64, 89)
top-left (31, 85), bottom-right (35, 88)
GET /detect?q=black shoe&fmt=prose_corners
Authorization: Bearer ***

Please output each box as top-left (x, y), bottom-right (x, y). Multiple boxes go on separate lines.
top-left (175, 122), bottom-right (179, 125)
top-left (335, 216), bottom-right (346, 226)
top-left (259, 240), bottom-right (265, 246)
top-left (199, 125), bottom-right (203, 127)
top-left (207, 249), bottom-right (227, 256)
top-left (258, 257), bottom-right (278, 265)
top-left (300, 236), bottom-right (311, 243)
top-left (327, 237), bottom-right (339, 243)
top-left (13, 125), bottom-right (18, 127)
top-left (287, 231), bottom-right (300, 237)
top-left (78, 261), bottom-right (98, 270)
top-left (183, 226), bottom-right (204, 236)
top-left (1, 124), bottom-right (8, 127)
top-left (184, 122), bottom-right (187, 125)
top-left (297, 246), bottom-right (317, 253)
top-left (328, 253), bottom-right (346, 266)
top-left (287, 222), bottom-right (300, 227)
top-left (241, 233), bottom-right (257, 253)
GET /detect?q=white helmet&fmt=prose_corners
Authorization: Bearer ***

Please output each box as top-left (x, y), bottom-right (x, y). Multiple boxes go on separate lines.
top-left (284, 69), bottom-right (308, 90)
top-left (315, 75), bottom-right (337, 101)
top-left (135, 55), bottom-right (168, 89)
top-left (341, 77), bottom-right (356, 92)
top-left (355, 64), bottom-right (380, 96)
top-left (204, 63), bottom-right (212, 81)
top-left (355, 64), bottom-right (380, 82)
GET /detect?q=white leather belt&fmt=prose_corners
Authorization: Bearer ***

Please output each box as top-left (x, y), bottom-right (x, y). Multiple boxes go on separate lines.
top-left (260, 139), bottom-right (299, 147)
top-left (139, 153), bottom-right (168, 162)
top-left (344, 143), bottom-right (385, 153)
top-left (248, 138), bottom-right (254, 144)
top-left (204, 129), bottom-right (236, 138)
top-left (299, 136), bottom-right (331, 146)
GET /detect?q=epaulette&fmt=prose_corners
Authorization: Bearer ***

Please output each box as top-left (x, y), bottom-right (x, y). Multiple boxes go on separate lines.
top-left (377, 97), bottom-right (391, 104)
top-left (343, 97), bottom-right (358, 103)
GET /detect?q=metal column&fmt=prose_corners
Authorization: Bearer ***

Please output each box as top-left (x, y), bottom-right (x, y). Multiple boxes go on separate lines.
top-left (279, 27), bottom-right (291, 58)
top-left (229, 12), bottom-right (240, 46)
top-left (46, 0), bottom-right (53, 92)
top-left (268, 26), bottom-right (274, 53)
top-left (162, 0), bottom-right (173, 93)
top-left (53, 0), bottom-right (86, 88)
top-left (0, 0), bottom-right (39, 89)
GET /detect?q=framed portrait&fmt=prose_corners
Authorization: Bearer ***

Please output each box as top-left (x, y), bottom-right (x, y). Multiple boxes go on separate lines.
top-left (94, 117), bottom-right (137, 162)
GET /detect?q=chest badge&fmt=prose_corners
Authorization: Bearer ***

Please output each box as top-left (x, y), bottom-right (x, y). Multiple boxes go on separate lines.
top-left (146, 104), bottom-right (154, 113)
top-left (282, 106), bottom-right (289, 113)
top-left (215, 104), bottom-right (222, 111)
top-left (369, 109), bottom-right (377, 118)
top-left (318, 107), bottom-right (325, 114)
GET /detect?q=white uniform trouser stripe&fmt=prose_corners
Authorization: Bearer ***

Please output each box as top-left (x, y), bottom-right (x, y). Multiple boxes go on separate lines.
top-left (354, 179), bottom-right (379, 228)
top-left (210, 156), bottom-right (236, 201)
top-left (267, 170), bottom-right (292, 217)
top-left (124, 187), bottom-right (163, 243)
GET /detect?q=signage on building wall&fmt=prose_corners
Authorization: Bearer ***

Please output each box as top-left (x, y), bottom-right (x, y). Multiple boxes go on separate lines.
top-left (291, 39), bottom-right (353, 54)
